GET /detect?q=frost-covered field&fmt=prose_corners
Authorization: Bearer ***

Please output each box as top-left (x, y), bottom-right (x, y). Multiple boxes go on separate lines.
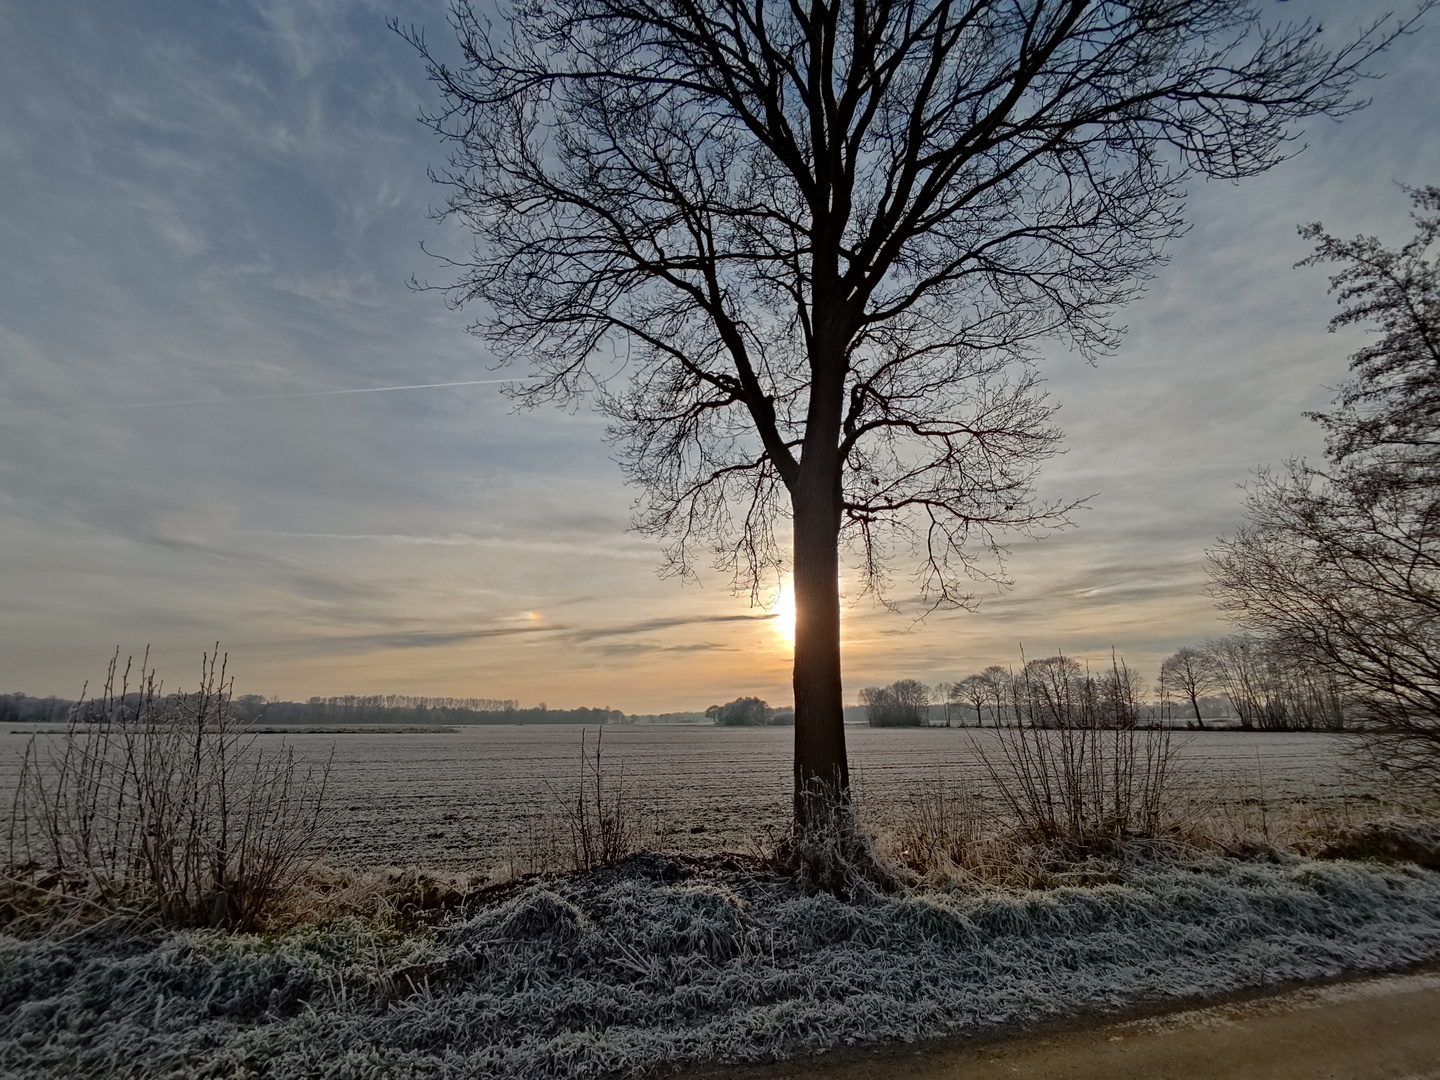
top-left (0, 727), bottom-right (1371, 871)
top-left (3, 853), bottom-right (1440, 1079)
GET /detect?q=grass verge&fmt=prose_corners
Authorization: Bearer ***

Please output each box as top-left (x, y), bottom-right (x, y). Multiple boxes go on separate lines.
top-left (3, 849), bottom-right (1439, 1079)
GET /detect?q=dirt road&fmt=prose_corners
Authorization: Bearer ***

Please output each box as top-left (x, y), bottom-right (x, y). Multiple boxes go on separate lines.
top-left (703, 970), bottom-right (1440, 1080)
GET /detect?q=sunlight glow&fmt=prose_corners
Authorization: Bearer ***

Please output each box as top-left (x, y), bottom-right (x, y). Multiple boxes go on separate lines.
top-left (773, 581), bottom-right (796, 646)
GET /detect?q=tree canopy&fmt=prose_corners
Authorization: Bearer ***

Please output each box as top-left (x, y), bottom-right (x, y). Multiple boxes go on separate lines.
top-left (402, 0), bottom-right (1417, 829)
top-left (1209, 186), bottom-right (1440, 774)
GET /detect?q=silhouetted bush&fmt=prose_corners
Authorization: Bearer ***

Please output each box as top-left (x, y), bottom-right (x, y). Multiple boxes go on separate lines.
top-left (705, 697), bottom-right (773, 726)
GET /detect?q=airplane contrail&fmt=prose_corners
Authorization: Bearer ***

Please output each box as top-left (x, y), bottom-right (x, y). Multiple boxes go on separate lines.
top-left (19, 377), bottom-right (523, 411)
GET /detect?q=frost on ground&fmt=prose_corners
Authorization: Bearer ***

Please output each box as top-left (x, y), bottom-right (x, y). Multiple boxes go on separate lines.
top-left (3, 853), bottom-right (1440, 1079)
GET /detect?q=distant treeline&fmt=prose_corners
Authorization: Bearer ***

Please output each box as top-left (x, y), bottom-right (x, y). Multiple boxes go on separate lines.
top-left (703, 697), bottom-right (795, 727)
top-left (0, 694), bottom-right (76, 725)
top-left (616, 712), bottom-right (711, 725)
top-left (2, 691), bottom-right (623, 727)
top-left (235, 696), bottom-right (623, 726)
top-left (872, 634), bottom-right (1354, 732)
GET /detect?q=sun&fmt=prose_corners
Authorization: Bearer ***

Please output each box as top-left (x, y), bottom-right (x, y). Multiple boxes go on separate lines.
top-left (773, 581), bottom-right (796, 646)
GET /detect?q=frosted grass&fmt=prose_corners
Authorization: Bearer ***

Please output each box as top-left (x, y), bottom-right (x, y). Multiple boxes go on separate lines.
top-left (4, 854), bottom-right (1440, 1079)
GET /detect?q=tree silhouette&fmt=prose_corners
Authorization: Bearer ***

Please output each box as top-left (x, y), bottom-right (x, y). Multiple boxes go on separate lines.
top-left (1159, 646), bottom-right (1217, 729)
top-left (401, 0), bottom-right (1415, 831)
top-left (1209, 187), bottom-right (1440, 772)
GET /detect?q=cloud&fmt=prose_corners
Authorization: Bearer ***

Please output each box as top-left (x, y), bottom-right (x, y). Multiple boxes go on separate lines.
top-left (557, 613), bottom-right (777, 644)
top-left (0, 0), bottom-right (1436, 710)
top-left (262, 611), bottom-right (776, 664)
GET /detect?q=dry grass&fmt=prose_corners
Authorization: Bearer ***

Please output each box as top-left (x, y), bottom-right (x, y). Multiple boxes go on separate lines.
top-left (280, 864), bottom-right (484, 930)
top-left (860, 755), bottom-right (1440, 891)
top-left (862, 775), bottom-right (1124, 889)
top-left (1189, 774), bottom-right (1440, 858)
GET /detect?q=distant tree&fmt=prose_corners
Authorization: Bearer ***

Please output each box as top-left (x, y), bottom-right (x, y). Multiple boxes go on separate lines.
top-left (931, 682), bottom-right (955, 726)
top-left (953, 675), bottom-right (990, 727)
top-left (861, 680), bottom-right (930, 727)
top-left (1018, 655), bottom-right (1083, 727)
top-left (1095, 654), bottom-right (1145, 729)
top-left (978, 666), bottom-right (1013, 727)
top-left (1202, 634), bottom-right (1265, 728)
top-left (1200, 633), bottom-right (1344, 732)
top-left (707, 696), bottom-right (773, 726)
top-left (892, 679), bottom-right (933, 726)
top-left (404, 0), bottom-right (1411, 831)
top-left (1159, 647), bottom-right (1219, 729)
top-left (232, 694), bottom-right (268, 725)
top-left (1209, 187), bottom-right (1440, 773)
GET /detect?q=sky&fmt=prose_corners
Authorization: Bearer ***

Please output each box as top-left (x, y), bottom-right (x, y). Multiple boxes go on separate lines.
top-left (1, 0), bottom-right (1438, 713)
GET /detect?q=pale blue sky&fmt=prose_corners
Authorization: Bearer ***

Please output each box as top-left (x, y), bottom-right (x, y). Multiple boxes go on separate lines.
top-left (2, 0), bottom-right (1437, 710)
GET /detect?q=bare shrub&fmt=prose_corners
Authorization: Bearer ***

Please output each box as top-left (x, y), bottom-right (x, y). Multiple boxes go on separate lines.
top-left (862, 774), bottom-right (1128, 890)
top-left (489, 727), bottom-right (659, 881)
top-left (555, 728), bottom-right (644, 871)
top-left (974, 654), bottom-right (1182, 854)
top-left (3, 648), bottom-right (330, 931)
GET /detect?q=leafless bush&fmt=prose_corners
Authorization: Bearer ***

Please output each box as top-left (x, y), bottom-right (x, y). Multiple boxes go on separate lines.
top-left (555, 728), bottom-right (643, 871)
top-left (492, 729), bottom-right (697, 880)
top-left (972, 654), bottom-right (1182, 854)
top-left (3, 648), bottom-right (330, 931)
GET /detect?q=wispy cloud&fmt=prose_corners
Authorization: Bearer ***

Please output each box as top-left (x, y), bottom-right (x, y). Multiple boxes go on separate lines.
top-left (287, 611), bottom-right (777, 656)
top-left (18, 379), bottom-right (521, 412)
top-left (557, 613), bottom-right (777, 644)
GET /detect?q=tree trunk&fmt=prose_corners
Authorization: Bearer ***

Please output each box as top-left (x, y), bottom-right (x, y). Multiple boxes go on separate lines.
top-left (791, 469), bottom-right (847, 827)
top-left (1189, 693), bottom-right (1206, 729)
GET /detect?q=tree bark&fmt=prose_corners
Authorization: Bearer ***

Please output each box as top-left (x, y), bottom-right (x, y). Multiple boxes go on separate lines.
top-left (791, 462), bottom-right (847, 826)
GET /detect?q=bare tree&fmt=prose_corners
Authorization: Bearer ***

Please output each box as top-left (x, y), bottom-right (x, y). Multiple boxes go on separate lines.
top-left (1159, 646), bottom-right (1217, 729)
top-left (861, 678), bottom-right (930, 725)
top-left (401, 0), bottom-right (1414, 828)
top-left (1202, 633), bottom-right (1265, 728)
top-left (953, 674), bottom-right (989, 727)
top-left (931, 681), bottom-right (955, 725)
top-left (978, 664), bottom-right (1013, 726)
top-left (1018, 654), bottom-right (1083, 727)
top-left (1209, 187), bottom-right (1440, 773)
